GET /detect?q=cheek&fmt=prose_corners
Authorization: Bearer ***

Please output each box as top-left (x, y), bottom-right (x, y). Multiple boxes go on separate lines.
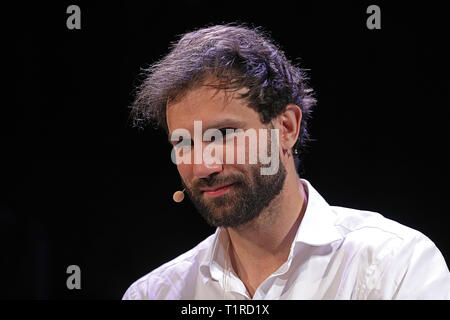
top-left (177, 163), bottom-right (192, 183)
top-left (225, 133), bottom-right (260, 165)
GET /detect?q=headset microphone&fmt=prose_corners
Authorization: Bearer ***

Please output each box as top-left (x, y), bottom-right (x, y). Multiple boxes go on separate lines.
top-left (173, 188), bottom-right (185, 203)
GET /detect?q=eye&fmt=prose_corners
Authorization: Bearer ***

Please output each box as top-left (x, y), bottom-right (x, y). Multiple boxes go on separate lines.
top-left (219, 128), bottom-right (236, 136)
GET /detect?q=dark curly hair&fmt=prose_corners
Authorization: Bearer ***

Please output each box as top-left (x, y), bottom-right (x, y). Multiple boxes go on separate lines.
top-left (130, 23), bottom-right (316, 158)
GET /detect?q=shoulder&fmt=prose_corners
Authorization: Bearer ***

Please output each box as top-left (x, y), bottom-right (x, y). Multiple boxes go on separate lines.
top-left (331, 205), bottom-right (435, 263)
top-left (332, 206), bottom-right (420, 244)
top-left (122, 233), bottom-right (216, 300)
top-left (331, 206), bottom-right (450, 299)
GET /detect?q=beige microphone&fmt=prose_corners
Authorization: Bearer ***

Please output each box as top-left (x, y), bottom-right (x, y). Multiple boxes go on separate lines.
top-left (173, 188), bottom-right (185, 203)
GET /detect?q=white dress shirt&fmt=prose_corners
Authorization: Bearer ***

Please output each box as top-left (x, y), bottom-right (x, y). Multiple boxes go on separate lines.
top-left (123, 179), bottom-right (450, 300)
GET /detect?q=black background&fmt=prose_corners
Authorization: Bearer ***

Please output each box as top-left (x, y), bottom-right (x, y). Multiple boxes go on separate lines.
top-left (4, 1), bottom-right (449, 299)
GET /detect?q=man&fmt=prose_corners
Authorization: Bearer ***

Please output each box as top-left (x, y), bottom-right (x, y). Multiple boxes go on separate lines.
top-left (123, 24), bottom-right (450, 299)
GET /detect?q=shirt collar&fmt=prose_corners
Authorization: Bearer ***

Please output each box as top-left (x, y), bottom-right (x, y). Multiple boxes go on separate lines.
top-left (294, 179), bottom-right (343, 246)
top-left (201, 178), bottom-right (344, 282)
top-left (201, 227), bottom-right (229, 283)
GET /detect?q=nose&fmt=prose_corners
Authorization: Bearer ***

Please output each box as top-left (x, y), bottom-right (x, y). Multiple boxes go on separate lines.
top-left (192, 160), bottom-right (223, 179)
top-left (192, 143), bottom-right (223, 179)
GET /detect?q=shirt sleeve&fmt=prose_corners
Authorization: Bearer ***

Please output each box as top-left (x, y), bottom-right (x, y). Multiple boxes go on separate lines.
top-left (121, 274), bottom-right (183, 300)
top-left (387, 234), bottom-right (450, 299)
top-left (122, 279), bottom-right (150, 300)
top-left (122, 285), bottom-right (136, 300)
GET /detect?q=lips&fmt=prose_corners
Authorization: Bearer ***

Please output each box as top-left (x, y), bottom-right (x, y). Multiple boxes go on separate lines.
top-left (200, 183), bottom-right (234, 197)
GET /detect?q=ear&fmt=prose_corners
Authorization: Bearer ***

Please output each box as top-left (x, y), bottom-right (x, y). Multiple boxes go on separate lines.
top-left (276, 104), bottom-right (302, 152)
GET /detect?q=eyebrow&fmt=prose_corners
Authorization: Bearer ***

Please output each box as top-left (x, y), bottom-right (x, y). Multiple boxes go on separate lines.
top-left (167, 118), bottom-right (247, 144)
top-left (203, 118), bottom-right (247, 131)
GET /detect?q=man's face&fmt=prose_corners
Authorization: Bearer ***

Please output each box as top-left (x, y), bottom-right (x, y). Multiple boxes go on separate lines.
top-left (167, 84), bottom-right (286, 227)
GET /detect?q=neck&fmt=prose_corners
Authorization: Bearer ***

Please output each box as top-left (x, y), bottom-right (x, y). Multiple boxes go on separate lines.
top-left (225, 167), bottom-right (307, 296)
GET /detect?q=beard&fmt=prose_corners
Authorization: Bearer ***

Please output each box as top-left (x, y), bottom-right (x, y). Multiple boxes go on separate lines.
top-left (183, 161), bottom-right (287, 228)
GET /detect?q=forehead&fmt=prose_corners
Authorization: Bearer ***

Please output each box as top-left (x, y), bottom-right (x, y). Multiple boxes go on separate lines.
top-left (166, 84), bottom-right (262, 133)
